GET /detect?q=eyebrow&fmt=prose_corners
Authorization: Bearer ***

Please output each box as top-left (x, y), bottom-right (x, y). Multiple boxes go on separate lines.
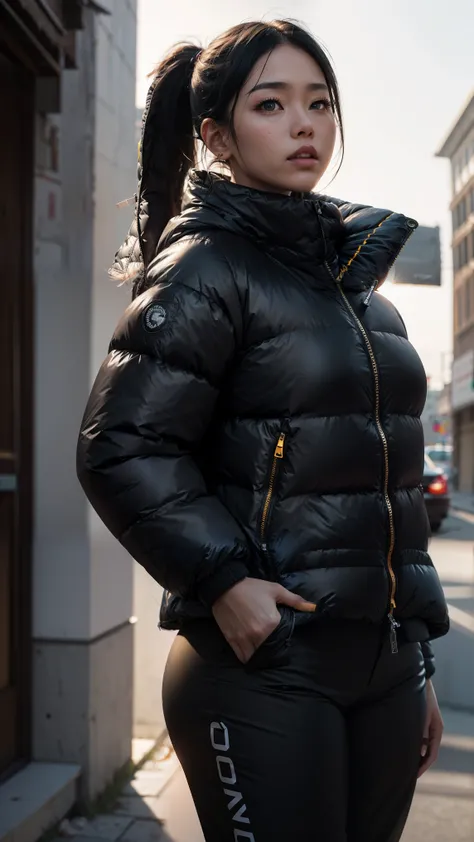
top-left (248, 81), bottom-right (329, 94)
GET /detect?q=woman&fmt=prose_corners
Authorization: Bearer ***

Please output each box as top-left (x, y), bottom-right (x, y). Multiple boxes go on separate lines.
top-left (77, 19), bottom-right (449, 842)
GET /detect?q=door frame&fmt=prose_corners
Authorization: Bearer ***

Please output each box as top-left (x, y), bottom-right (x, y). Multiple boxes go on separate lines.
top-left (0, 48), bottom-right (34, 781)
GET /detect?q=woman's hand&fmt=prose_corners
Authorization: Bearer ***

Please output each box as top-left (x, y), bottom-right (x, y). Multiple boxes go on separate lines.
top-left (212, 578), bottom-right (316, 663)
top-left (418, 679), bottom-right (444, 777)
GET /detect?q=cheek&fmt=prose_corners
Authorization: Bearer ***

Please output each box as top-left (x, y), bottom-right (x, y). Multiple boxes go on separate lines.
top-left (319, 116), bottom-right (337, 159)
top-left (235, 116), bottom-right (282, 158)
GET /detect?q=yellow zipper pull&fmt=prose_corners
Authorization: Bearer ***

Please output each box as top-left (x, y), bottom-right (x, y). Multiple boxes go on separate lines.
top-left (274, 433), bottom-right (286, 459)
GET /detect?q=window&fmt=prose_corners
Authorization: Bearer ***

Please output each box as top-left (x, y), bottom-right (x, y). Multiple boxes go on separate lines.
top-left (455, 288), bottom-right (462, 329)
top-left (454, 240), bottom-right (469, 271)
top-left (452, 198), bottom-right (470, 231)
top-left (465, 277), bottom-right (471, 320)
top-left (462, 237), bottom-right (469, 266)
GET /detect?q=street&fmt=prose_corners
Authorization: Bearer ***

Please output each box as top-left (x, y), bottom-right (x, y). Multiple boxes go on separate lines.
top-left (403, 510), bottom-right (474, 842)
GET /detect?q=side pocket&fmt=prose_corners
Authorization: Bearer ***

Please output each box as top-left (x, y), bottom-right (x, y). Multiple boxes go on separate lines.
top-left (245, 605), bottom-right (296, 671)
top-left (259, 431), bottom-right (286, 579)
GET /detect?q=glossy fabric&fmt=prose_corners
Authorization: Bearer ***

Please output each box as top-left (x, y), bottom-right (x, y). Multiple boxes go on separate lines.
top-left (77, 171), bottom-right (449, 653)
top-left (163, 619), bottom-right (427, 842)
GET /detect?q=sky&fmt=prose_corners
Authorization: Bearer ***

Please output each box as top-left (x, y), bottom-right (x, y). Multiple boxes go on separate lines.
top-left (136, 0), bottom-right (474, 387)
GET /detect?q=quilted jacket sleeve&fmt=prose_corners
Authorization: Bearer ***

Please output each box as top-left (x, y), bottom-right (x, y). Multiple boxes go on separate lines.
top-left (421, 640), bottom-right (435, 679)
top-left (77, 248), bottom-right (250, 607)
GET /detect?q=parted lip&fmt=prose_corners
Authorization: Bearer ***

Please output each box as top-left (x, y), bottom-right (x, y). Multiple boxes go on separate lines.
top-left (288, 145), bottom-right (318, 160)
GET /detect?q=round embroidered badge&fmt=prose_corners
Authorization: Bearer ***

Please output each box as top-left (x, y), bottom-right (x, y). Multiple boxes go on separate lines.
top-left (143, 303), bottom-right (167, 332)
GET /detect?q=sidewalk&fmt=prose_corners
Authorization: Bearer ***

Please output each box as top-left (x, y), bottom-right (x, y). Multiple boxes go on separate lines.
top-left (53, 737), bottom-right (190, 842)
top-left (50, 707), bottom-right (474, 842)
top-left (451, 490), bottom-right (474, 515)
top-left (403, 708), bottom-right (474, 842)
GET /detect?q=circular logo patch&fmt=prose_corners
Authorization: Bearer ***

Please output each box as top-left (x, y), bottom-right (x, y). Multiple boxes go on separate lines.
top-left (143, 303), bottom-right (167, 332)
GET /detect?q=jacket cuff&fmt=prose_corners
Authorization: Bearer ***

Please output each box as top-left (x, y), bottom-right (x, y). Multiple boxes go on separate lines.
top-left (197, 562), bottom-right (249, 609)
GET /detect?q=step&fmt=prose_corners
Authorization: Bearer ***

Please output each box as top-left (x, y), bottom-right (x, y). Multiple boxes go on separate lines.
top-left (0, 762), bottom-right (81, 842)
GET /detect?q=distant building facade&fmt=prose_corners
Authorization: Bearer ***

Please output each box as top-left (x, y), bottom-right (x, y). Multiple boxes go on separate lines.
top-left (437, 92), bottom-right (474, 490)
top-left (421, 387), bottom-right (452, 448)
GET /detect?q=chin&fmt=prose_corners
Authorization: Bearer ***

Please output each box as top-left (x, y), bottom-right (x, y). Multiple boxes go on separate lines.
top-left (273, 169), bottom-right (320, 194)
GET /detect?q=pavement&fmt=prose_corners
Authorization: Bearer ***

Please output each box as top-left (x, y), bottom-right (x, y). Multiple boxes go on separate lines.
top-left (451, 489), bottom-right (474, 515)
top-left (53, 508), bottom-right (474, 842)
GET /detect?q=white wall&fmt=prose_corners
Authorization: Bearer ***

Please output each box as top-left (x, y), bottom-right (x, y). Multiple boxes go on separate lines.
top-left (32, 3), bottom-right (140, 796)
top-left (88, 0), bottom-right (173, 736)
top-left (33, 0), bottom-right (139, 644)
top-left (89, 0), bottom-right (138, 640)
top-left (133, 572), bottom-right (174, 738)
top-left (33, 21), bottom-right (96, 641)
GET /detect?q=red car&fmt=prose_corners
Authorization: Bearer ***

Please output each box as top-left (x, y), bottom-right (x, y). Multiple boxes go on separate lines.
top-left (422, 454), bottom-right (450, 532)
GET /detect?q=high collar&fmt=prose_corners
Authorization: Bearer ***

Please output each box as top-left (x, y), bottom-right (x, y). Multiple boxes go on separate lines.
top-left (159, 170), bottom-right (418, 292)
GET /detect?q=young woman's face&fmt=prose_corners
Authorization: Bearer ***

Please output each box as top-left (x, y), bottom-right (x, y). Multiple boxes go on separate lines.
top-left (206, 44), bottom-right (338, 194)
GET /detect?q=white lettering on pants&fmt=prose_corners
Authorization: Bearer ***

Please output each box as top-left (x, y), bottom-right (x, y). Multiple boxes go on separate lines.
top-left (210, 721), bottom-right (255, 841)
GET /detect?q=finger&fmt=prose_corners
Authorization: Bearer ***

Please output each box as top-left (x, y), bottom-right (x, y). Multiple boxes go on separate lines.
top-left (418, 730), bottom-right (442, 777)
top-left (230, 640), bottom-right (249, 664)
top-left (420, 735), bottom-right (429, 758)
top-left (236, 634), bottom-right (258, 664)
top-left (418, 756), bottom-right (431, 777)
top-left (275, 586), bottom-right (317, 612)
top-left (418, 745), bottom-right (438, 778)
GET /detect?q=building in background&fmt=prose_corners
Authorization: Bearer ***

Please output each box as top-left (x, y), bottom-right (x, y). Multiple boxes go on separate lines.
top-left (421, 386), bottom-right (452, 448)
top-left (390, 224), bottom-right (442, 286)
top-left (437, 91), bottom-right (474, 491)
top-left (0, 2), bottom-right (143, 839)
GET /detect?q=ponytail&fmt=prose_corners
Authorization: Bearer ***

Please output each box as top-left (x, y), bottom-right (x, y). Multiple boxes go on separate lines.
top-left (109, 43), bottom-right (200, 297)
top-left (146, 44), bottom-right (200, 222)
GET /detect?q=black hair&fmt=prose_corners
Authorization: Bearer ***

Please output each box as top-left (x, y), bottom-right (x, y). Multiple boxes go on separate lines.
top-left (148, 19), bottom-right (344, 228)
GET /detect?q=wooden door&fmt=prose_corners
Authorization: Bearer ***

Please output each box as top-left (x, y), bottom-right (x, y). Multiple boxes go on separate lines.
top-left (0, 49), bottom-right (34, 778)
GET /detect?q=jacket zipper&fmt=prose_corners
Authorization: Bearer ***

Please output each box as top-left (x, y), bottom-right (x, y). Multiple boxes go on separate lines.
top-left (260, 433), bottom-right (286, 569)
top-left (359, 219), bottom-right (418, 308)
top-left (320, 218), bottom-right (417, 653)
top-left (326, 264), bottom-right (400, 652)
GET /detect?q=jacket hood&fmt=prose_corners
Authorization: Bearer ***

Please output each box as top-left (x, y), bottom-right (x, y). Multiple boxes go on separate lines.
top-left (159, 171), bottom-right (418, 293)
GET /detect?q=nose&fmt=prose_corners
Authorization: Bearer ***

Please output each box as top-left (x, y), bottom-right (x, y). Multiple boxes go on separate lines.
top-left (290, 108), bottom-right (314, 139)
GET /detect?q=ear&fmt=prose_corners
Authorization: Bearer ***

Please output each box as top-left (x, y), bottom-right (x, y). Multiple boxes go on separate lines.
top-left (201, 117), bottom-right (232, 161)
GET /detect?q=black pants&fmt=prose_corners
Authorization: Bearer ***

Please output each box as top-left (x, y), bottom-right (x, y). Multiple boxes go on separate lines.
top-left (162, 614), bottom-right (426, 842)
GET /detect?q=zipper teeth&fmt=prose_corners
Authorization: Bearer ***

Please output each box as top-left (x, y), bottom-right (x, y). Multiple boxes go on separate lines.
top-left (337, 215), bottom-right (393, 282)
top-left (335, 285), bottom-right (397, 612)
top-left (337, 214), bottom-right (416, 288)
top-left (260, 435), bottom-right (285, 546)
top-left (323, 218), bottom-right (417, 614)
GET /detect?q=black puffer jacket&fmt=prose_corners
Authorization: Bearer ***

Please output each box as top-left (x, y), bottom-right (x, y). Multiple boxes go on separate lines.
top-left (77, 171), bottom-right (449, 676)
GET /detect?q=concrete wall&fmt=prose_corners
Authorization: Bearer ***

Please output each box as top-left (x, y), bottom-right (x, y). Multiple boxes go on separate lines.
top-left (133, 572), bottom-right (174, 739)
top-left (32, 2), bottom-right (138, 802)
top-left (90, 0), bottom-right (175, 739)
top-left (89, 0), bottom-right (137, 644)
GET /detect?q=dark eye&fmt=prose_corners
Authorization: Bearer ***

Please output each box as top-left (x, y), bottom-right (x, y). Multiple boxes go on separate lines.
top-left (311, 98), bottom-right (332, 111)
top-left (256, 98), bottom-right (282, 112)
